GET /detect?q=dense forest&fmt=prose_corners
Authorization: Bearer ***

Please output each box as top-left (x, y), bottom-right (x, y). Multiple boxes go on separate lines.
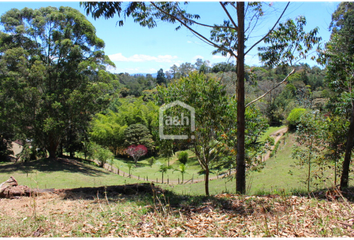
top-left (1, 2), bottom-right (354, 197)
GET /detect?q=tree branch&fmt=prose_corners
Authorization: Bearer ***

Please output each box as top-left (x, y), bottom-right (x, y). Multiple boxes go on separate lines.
top-left (245, 2), bottom-right (290, 56)
top-left (245, 68), bottom-right (295, 108)
top-left (219, 2), bottom-right (238, 31)
top-left (150, 2), bottom-right (237, 59)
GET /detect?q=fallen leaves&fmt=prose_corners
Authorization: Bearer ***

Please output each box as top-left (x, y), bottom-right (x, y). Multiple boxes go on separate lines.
top-left (1, 192), bottom-right (354, 237)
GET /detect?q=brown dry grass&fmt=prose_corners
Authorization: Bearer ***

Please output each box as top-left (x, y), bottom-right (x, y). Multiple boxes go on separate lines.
top-left (1, 189), bottom-right (354, 237)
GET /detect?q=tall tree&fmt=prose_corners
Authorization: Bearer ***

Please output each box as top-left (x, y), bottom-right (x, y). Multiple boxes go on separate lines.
top-left (322, 2), bottom-right (354, 189)
top-left (82, 2), bottom-right (321, 193)
top-left (157, 72), bottom-right (230, 196)
top-left (0, 7), bottom-right (114, 158)
top-left (156, 68), bottom-right (167, 86)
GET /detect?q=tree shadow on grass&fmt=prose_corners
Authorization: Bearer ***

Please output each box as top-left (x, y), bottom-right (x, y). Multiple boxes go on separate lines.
top-left (0, 157), bottom-right (110, 176)
top-left (55, 183), bottom-right (266, 217)
top-left (54, 182), bottom-right (354, 219)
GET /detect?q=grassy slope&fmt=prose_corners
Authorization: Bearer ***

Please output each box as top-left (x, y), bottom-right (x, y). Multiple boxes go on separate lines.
top-left (111, 149), bottom-right (225, 182)
top-left (0, 158), bottom-right (141, 189)
top-left (162, 132), bottom-right (338, 196)
top-left (0, 127), bottom-right (339, 196)
top-left (259, 126), bottom-right (285, 142)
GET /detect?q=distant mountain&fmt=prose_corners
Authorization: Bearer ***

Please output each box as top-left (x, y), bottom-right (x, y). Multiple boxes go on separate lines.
top-left (130, 73), bottom-right (157, 78)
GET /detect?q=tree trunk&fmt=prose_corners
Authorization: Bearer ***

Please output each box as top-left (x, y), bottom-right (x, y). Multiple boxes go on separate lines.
top-left (236, 2), bottom-right (246, 194)
top-left (205, 167), bottom-right (210, 196)
top-left (47, 138), bottom-right (59, 159)
top-left (340, 104), bottom-right (354, 189)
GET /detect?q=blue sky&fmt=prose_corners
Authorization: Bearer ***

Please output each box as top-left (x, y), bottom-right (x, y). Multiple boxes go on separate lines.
top-left (0, 1), bottom-right (339, 74)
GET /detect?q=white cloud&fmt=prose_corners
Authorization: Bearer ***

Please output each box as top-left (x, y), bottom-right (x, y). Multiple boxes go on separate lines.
top-left (212, 54), bottom-right (234, 61)
top-left (106, 65), bottom-right (116, 72)
top-left (108, 53), bottom-right (178, 63)
top-left (109, 67), bottom-right (140, 74)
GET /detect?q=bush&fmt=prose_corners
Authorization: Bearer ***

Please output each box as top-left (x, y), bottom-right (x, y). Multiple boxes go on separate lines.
top-left (96, 147), bottom-right (114, 167)
top-left (148, 157), bottom-right (155, 167)
top-left (287, 108), bottom-right (307, 131)
top-left (87, 142), bottom-right (114, 167)
top-left (178, 151), bottom-right (188, 165)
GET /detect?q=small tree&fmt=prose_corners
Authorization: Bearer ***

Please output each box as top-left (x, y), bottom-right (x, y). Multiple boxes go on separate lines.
top-left (292, 111), bottom-right (326, 192)
top-left (126, 145), bottom-right (148, 166)
top-left (287, 108), bottom-right (307, 131)
top-left (148, 156), bottom-right (155, 167)
top-left (127, 163), bottom-right (134, 178)
top-left (177, 151), bottom-right (188, 165)
top-left (159, 164), bottom-right (171, 183)
top-left (178, 163), bottom-right (187, 184)
top-left (93, 144), bottom-right (114, 168)
top-left (124, 124), bottom-right (155, 152)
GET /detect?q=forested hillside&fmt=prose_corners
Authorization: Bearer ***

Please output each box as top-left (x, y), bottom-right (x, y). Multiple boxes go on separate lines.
top-left (0, 2), bottom-right (353, 197)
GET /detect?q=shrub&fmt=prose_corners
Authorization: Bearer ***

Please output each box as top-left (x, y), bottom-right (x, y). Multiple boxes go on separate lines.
top-left (148, 156), bottom-right (155, 167)
top-left (126, 144), bottom-right (148, 166)
top-left (287, 108), bottom-right (307, 131)
top-left (87, 142), bottom-right (114, 167)
top-left (178, 151), bottom-right (188, 165)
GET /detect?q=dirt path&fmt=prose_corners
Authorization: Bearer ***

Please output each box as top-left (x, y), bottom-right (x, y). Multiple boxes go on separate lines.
top-left (261, 127), bottom-right (288, 162)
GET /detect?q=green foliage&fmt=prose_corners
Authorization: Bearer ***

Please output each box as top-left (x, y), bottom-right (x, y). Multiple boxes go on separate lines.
top-left (220, 100), bottom-right (269, 172)
top-left (287, 108), bottom-right (307, 131)
top-left (157, 72), bottom-right (229, 195)
top-left (0, 7), bottom-right (115, 158)
top-left (90, 97), bottom-right (158, 155)
top-left (322, 116), bottom-right (348, 185)
top-left (258, 16), bottom-right (322, 67)
top-left (159, 164), bottom-right (172, 183)
top-left (0, 137), bottom-right (13, 162)
top-left (148, 156), bottom-right (155, 167)
top-left (211, 62), bottom-right (236, 73)
top-left (292, 111), bottom-right (327, 191)
top-left (269, 140), bottom-right (281, 158)
top-left (85, 142), bottom-right (114, 167)
top-left (124, 124), bottom-right (155, 152)
top-left (323, 2), bottom-right (354, 189)
top-left (177, 151), bottom-right (188, 165)
top-left (156, 68), bottom-right (167, 86)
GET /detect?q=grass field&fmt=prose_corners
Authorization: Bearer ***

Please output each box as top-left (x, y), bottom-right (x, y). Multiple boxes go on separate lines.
top-left (0, 158), bottom-right (141, 189)
top-left (111, 152), bottom-right (226, 183)
top-left (2, 127), bottom-right (354, 237)
top-left (0, 127), bottom-right (343, 195)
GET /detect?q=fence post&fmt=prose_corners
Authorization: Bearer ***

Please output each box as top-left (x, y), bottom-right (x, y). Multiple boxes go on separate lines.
top-left (156, 178), bottom-right (158, 183)
top-left (192, 174), bottom-right (194, 183)
top-left (147, 176), bottom-right (148, 181)
top-left (178, 178), bottom-right (180, 184)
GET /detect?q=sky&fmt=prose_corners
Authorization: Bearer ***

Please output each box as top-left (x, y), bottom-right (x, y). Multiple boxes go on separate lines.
top-left (0, 1), bottom-right (340, 75)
